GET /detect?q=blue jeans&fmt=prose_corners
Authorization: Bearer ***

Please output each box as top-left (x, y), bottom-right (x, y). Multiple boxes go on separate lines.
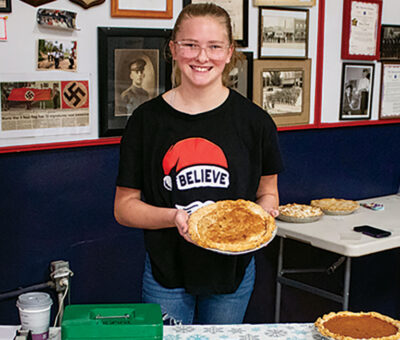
top-left (142, 254), bottom-right (255, 325)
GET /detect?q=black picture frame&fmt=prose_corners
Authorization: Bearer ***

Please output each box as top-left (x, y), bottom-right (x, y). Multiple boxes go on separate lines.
top-left (228, 51), bottom-right (253, 99)
top-left (98, 27), bottom-right (172, 137)
top-left (183, 0), bottom-right (248, 47)
top-left (258, 6), bottom-right (309, 59)
top-left (380, 24), bottom-right (400, 61)
top-left (0, 0), bottom-right (11, 12)
top-left (339, 63), bottom-right (374, 121)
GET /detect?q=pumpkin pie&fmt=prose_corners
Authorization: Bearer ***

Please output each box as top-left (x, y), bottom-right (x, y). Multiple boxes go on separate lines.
top-left (315, 311), bottom-right (400, 340)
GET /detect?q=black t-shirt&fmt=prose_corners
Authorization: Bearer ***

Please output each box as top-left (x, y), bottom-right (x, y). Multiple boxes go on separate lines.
top-left (116, 89), bottom-right (284, 294)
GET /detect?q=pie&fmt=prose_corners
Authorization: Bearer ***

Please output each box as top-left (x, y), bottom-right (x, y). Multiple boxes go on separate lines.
top-left (315, 311), bottom-right (400, 340)
top-left (277, 203), bottom-right (323, 222)
top-left (188, 199), bottom-right (276, 252)
top-left (311, 198), bottom-right (360, 215)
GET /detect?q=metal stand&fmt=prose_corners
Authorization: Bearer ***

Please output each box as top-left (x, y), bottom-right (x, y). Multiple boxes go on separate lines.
top-left (275, 237), bottom-right (352, 323)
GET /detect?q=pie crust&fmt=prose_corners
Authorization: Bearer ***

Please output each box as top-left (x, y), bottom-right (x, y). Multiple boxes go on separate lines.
top-left (188, 199), bottom-right (276, 252)
top-left (278, 203), bottom-right (323, 219)
top-left (315, 311), bottom-right (400, 340)
top-left (310, 198), bottom-right (360, 215)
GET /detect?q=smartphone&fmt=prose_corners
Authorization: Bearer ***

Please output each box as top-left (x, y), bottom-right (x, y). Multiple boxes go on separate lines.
top-left (353, 225), bottom-right (391, 238)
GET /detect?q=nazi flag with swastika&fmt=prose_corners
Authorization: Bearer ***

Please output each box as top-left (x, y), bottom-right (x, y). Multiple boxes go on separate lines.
top-left (61, 81), bottom-right (89, 109)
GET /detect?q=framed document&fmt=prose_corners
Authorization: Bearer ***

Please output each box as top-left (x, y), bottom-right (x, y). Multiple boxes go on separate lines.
top-left (379, 62), bottom-right (400, 120)
top-left (258, 7), bottom-right (308, 59)
top-left (339, 63), bottom-right (374, 120)
top-left (0, 0), bottom-right (11, 13)
top-left (111, 0), bottom-right (172, 19)
top-left (183, 0), bottom-right (248, 47)
top-left (380, 25), bottom-right (400, 61)
top-left (253, 0), bottom-right (315, 6)
top-left (98, 27), bottom-right (172, 137)
top-left (253, 59), bottom-right (311, 127)
top-left (341, 0), bottom-right (382, 61)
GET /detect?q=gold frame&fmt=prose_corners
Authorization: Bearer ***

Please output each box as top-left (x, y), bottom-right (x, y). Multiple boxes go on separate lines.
top-left (111, 0), bottom-right (172, 19)
top-left (253, 0), bottom-right (315, 6)
top-left (253, 59), bottom-right (311, 127)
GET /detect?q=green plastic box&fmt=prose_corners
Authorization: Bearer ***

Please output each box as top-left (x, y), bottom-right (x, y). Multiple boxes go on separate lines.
top-left (61, 304), bottom-right (163, 340)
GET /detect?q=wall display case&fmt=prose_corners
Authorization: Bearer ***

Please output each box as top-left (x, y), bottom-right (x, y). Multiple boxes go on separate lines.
top-left (97, 27), bottom-right (172, 137)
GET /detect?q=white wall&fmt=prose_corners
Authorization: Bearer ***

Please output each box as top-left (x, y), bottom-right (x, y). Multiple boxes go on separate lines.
top-left (0, 0), bottom-right (398, 147)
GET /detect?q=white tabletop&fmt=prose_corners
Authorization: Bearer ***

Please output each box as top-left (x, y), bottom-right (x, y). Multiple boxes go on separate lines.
top-left (0, 323), bottom-right (321, 340)
top-left (276, 195), bottom-right (400, 257)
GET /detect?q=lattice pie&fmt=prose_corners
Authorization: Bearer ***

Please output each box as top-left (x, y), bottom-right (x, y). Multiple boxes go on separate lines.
top-left (279, 203), bottom-right (323, 218)
top-left (310, 198), bottom-right (359, 215)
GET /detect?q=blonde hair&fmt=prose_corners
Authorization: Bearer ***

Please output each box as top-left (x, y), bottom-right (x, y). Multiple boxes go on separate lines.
top-left (169, 3), bottom-right (243, 87)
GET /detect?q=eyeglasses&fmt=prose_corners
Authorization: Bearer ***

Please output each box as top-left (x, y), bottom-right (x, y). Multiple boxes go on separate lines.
top-left (174, 41), bottom-right (230, 60)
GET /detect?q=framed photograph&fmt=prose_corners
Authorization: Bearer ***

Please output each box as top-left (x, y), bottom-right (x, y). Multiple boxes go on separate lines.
top-left (0, 0), bottom-right (11, 13)
top-left (98, 27), bottom-right (172, 137)
top-left (341, 0), bottom-right (382, 60)
top-left (253, 59), bottom-right (311, 127)
top-left (183, 0), bottom-right (248, 47)
top-left (380, 25), bottom-right (400, 61)
top-left (111, 0), bottom-right (172, 19)
top-left (37, 39), bottom-right (77, 72)
top-left (379, 62), bottom-right (400, 120)
top-left (228, 52), bottom-right (253, 99)
top-left (37, 8), bottom-right (78, 30)
top-left (339, 63), bottom-right (374, 120)
top-left (253, 0), bottom-right (315, 6)
top-left (258, 7), bottom-right (309, 59)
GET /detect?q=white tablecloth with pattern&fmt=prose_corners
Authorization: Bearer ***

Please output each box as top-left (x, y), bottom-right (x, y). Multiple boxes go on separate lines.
top-left (0, 323), bottom-right (324, 340)
top-left (163, 323), bottom-right (324, 340)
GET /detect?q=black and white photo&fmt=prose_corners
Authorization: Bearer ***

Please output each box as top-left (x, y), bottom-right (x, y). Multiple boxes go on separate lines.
top-left (380, 25), bottom-right (400, 61)
top-left (258, 7), bottom-right (308, 59)
top-left (253, 59), bottom-right (311, 127)
top-left (97, 27), bottom-right (172, 137)
top-left (228, 52), bottom-right (253, 99)
top-left (340, 63), bottom-right (374, 120)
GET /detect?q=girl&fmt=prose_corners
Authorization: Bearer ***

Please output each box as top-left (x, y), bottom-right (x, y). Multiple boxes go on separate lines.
top-left (114, 3), bottom-right (284, 325)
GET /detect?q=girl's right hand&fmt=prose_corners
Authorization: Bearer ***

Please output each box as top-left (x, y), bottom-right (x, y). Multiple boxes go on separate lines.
top-left (174, 209), bottom-right (194, 243)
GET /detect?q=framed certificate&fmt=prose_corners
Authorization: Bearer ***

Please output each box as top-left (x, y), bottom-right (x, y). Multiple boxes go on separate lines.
top-left (111, 0), bottom-right (172, 19)
top-left (184, 0), bottom-right (248, 47)
top-left (253, 0), bottom-right (315, 6)
top-left (379, 62), bottom-right (400, 120)
top-left (341, 0), bottom-right (382, 60)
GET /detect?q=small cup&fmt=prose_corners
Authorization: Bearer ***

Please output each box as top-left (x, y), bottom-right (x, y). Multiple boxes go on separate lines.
top-left (17, 292), bottom-right (53, 340)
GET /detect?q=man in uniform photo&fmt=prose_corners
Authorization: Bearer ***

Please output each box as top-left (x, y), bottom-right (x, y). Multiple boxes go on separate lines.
top-left (120, 58), bottom-right (150, 115)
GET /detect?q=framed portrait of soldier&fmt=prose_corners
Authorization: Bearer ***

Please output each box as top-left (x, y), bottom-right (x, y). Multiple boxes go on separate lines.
top-left (98, 27), bottom-right (172, 137)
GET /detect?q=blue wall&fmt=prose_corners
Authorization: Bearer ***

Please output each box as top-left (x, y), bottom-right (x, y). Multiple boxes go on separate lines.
top-left (1, 124), bottom-right (399, 325)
